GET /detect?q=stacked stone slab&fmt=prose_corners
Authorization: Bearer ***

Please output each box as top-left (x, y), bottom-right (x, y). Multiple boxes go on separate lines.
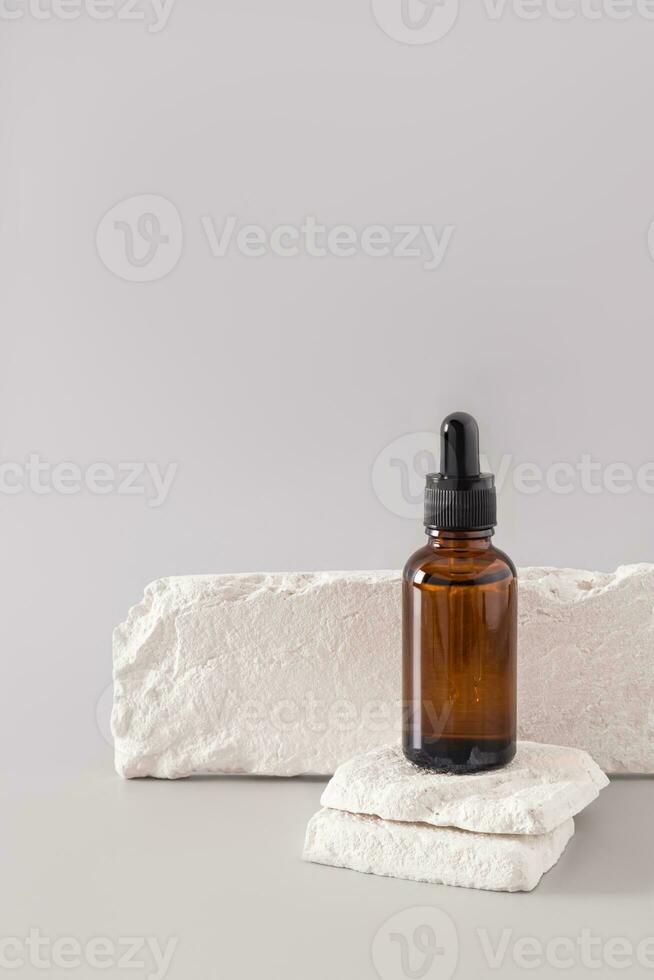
top-left (303, 741), bottom-right (608, 892)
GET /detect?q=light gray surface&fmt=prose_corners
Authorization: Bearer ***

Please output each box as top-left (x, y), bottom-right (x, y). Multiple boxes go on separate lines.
top-left (3, 770), bottom-right (653, 979)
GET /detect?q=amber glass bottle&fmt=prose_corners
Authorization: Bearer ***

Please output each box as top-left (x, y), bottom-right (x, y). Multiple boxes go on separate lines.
top-left (402, 412), bottom-right (517, 773)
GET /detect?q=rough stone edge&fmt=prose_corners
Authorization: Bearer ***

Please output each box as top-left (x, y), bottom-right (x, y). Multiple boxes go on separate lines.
top-left (111, 571), bottom-right (399, 778)
top-left (303, 808), bottom-right (575, 892)
top-left (112, 564), bottom-right (654, 778)
top-left (320, 742), bottom-right (610, 835)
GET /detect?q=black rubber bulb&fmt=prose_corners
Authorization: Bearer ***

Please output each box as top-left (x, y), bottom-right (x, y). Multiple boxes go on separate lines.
top-left (440, 412), bottom-right (481, 480)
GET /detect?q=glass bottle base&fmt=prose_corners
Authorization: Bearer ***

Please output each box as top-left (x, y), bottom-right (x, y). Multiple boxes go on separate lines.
top-left (403, 737), bottom-right (516, 774)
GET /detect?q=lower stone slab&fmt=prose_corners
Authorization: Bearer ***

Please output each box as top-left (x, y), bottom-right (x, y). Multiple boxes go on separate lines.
top-left (112, 564), bottom-right (654, 777)
top-left (303, 808), bottom-right (575, 892)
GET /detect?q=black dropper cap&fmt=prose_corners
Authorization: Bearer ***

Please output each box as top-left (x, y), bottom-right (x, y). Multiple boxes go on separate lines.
top-left (424, 412), bottom-right (497, 531)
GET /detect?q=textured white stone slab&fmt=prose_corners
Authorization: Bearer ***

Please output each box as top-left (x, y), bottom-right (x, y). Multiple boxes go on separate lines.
top-left (113, 564), bottom-right (654, 777)
top-left (112, 572), bottom-right (400, 778)
top-left (321, 741), bottom-right (608, 835)
top-left (303, 808), bottom-right (574, 892)
top-left (518, 564), bottom-right (654, 774)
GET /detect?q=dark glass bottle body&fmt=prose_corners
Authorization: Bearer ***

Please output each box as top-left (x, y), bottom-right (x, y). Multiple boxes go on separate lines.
top-left (402, 529), bottom-right (517, 773)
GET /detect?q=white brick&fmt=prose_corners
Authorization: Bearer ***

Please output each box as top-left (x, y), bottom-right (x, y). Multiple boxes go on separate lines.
top-left (518, 564), bottom-right (654, 773)
top-left (112, 564), bottom-right (654, 777)
top-left (112, 572), bottom-right (400, 778)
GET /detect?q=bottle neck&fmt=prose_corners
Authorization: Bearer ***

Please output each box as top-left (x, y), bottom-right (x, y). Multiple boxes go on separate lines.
top-left (425, 527), bottom-right (494, 550)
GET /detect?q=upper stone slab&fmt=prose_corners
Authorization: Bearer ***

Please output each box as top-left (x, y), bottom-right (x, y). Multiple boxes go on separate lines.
top-left (321, 741), bottom-right (609, 835)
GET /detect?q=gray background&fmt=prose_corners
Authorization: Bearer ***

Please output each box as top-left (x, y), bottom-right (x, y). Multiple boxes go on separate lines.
top-left (2, 2), bottom-right (654, 978)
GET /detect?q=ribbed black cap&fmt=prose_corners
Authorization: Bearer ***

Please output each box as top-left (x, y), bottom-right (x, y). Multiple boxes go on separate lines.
top-left (424, 412), bottom-right (497, 530)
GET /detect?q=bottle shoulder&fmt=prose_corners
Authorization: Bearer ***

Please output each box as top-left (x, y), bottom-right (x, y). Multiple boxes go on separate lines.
top-left (489, 544), bottom-right (517, 578)
top-left (403, 539), bottom-right (517, 587)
